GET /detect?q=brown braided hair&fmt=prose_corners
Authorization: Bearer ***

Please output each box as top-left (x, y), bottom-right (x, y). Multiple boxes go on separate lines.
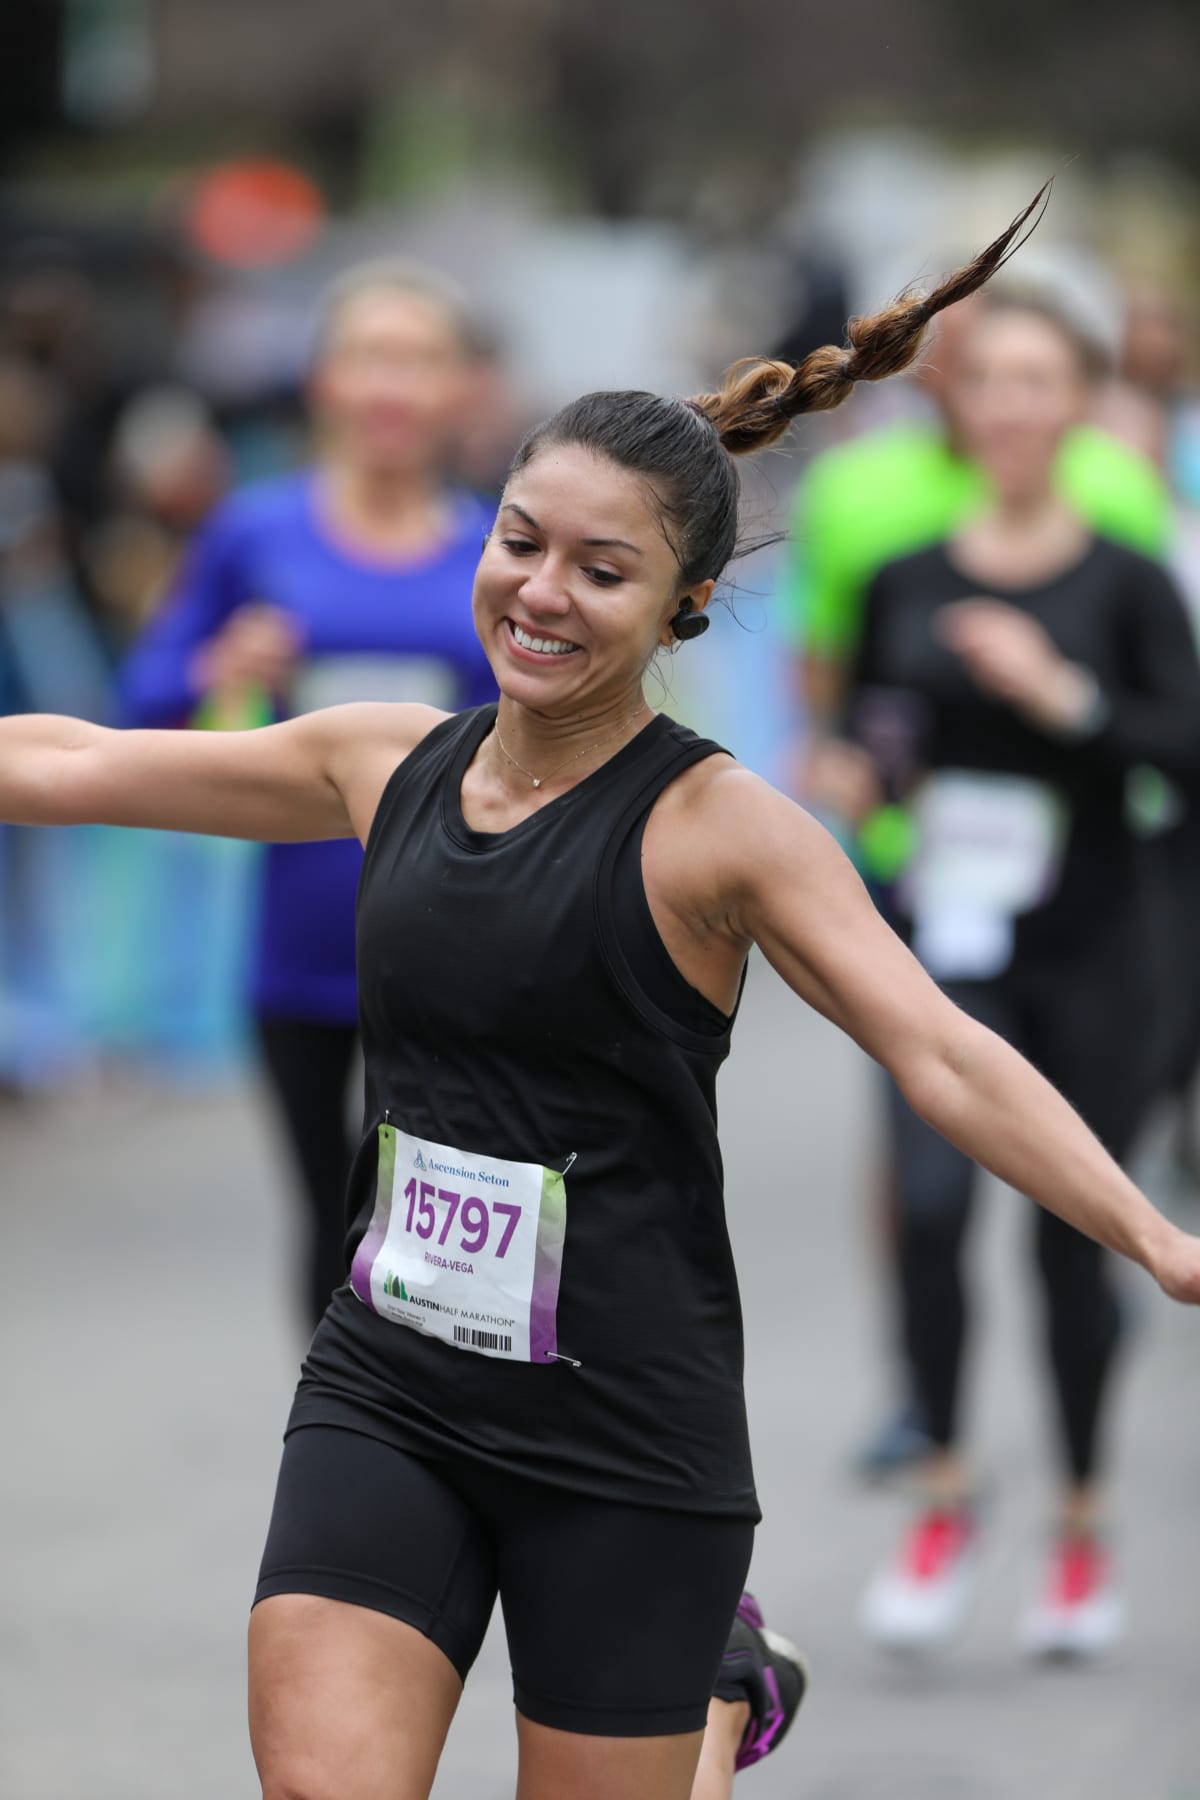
top-left (691, 183), bottom-right (1051, 453)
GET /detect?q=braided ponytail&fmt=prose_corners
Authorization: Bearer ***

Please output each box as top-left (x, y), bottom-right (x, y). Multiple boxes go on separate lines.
top-left (690, 183), bottom-right (1051, 456)
top-left (506, 185), bottom-right (1049, 590)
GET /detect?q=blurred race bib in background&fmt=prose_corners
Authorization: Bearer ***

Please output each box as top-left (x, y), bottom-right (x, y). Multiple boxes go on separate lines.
top-left (901, 771), bottom-right (1069, 981)
top-left (290, 654), bottom-right (460, 716)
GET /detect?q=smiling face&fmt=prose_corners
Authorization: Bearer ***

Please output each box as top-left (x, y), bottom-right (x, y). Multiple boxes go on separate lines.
top-left (473, 443), bottom-right (713, 715)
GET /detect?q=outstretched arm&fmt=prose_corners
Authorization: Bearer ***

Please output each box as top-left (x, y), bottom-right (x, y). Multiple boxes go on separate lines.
top-left (0, 702), bottom-right (442, 847)
top-left (708, 766), bottom-right (1200, 1303)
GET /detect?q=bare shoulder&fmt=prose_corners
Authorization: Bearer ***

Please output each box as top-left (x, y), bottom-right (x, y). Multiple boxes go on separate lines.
top-left (645, 750), bottom-right (817, 923)
top-left (653, 751), bottom-right (827, 869)
top-left (647, 750), bottom-right (854, 930)
top-left (314, 701), bottom-right (452, 842)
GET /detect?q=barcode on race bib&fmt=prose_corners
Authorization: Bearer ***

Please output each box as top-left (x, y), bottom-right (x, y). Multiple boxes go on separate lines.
top-left (454, 1325), bottom-right (513, 1354)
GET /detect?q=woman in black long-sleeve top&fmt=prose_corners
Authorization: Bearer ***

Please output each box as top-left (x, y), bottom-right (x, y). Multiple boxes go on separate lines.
top-left (852, 292), bottom-right (1200, 1660)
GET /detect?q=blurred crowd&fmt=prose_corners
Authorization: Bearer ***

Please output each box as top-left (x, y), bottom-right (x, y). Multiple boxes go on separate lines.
top-left (0, 230), bottom-right (514, 1083)
top-left (2, 202), bottom-right (1198, 1099)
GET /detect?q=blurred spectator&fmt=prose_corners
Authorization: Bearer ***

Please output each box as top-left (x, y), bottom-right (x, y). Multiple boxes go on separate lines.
top-left (0, 243), bottom-right (171, 600)
top-left (0, 347), bottom-right (114, 1083)
top-left (90, 383), bottom-right (230, 641)
top-left (1117, 284), bottom-right (1200, 510)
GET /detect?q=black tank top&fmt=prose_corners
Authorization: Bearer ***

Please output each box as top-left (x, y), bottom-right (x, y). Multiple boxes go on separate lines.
top-left (291, 703), bottom-right (759, 1518)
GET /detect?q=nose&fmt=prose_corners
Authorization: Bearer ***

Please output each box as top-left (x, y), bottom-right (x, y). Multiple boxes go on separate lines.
top-left (518, 557), bottom-right (573, 618)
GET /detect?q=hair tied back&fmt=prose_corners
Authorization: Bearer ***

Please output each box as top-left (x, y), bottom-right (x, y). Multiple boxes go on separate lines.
top-left (691, 180), bottom-right (1053, 458)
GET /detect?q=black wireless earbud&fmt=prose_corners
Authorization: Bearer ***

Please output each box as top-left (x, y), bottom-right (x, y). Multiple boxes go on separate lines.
top-left (670, 598), bottom-right (710, 642)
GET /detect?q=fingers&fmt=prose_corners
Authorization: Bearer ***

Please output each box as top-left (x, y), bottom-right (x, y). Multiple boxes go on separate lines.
top-left (799, 738), bottom-right (884, 824)
top-left (934, 598), bottom-right (1038, 650)
top-left (209, 605), bottom-right (303, 692)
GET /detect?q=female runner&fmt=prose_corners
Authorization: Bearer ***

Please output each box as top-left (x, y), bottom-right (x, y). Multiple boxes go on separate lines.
top-left (851, 290), bottom-right (1200, 1656)
top-left (120, 262), bottom-right (497, 1327)
top-left (5, 197), bottom-right (1200, 1799)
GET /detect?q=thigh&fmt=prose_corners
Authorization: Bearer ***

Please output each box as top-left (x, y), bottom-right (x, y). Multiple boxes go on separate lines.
top-left (251, 1427), bottom-right (499, 1798)
top-left (249, 1595), bottom-right (461, 1800)
top-left (255, 1426), bottom-right (499, 1683)
top-left (495, 1483), bottom-right (754, 1740)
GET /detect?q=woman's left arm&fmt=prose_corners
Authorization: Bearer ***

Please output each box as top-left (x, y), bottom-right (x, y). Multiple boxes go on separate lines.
top-left (706, 764), bottom-right (1200, 1302)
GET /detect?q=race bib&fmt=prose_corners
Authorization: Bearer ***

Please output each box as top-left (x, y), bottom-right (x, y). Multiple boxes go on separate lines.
top-left (349, 1123), bottom-right (569, 1363)
top-left (290, 654), bottom-right (459, 716)
top-left (900, 771), bottom-right (1068, 980)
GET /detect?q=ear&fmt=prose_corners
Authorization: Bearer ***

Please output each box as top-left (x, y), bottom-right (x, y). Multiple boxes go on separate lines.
top-left (658, 579), bottom-right (715, 649)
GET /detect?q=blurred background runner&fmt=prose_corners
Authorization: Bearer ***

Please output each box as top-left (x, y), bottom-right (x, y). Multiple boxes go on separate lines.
top-left (839, 289), bottom-right (1200, 1656)
top-left (119, 264), bottom-right (500, 1328)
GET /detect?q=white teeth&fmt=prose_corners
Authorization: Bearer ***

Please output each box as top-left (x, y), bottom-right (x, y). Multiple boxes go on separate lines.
top-left (512, 623), bottom-right (579, 656)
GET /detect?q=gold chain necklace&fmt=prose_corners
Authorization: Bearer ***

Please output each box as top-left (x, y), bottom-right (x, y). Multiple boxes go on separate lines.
top-left (492, 704), bottom-right (648, 789)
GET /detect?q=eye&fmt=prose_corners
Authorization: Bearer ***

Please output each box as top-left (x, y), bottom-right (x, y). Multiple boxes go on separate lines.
top-left (500, 536), bottom-right (539, 556)
top-left (584, 567), bottom-right (623, 587)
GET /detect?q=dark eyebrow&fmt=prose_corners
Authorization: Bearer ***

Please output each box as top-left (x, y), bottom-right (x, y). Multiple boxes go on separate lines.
top-left (582, 537), bottom-right (644, 556)
top-left (500, 502), bottom-right (643, 558)
top-left (501, 502), bottom-right (541, 530)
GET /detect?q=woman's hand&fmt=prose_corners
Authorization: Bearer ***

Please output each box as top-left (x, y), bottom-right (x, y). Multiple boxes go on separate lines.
top-left (795, 736), bottom-right (883, 825)
top-left (935, 598), bottom-right (1098, 733)
top-left (188, 602), bottom-right (302, 700)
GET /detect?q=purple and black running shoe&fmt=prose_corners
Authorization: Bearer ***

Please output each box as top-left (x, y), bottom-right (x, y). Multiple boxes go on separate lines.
top-left (714, 1592), bottom-right (808, 1773)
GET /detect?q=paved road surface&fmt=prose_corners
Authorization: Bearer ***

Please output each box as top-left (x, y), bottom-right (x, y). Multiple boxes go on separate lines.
top-left (3, 957), bottom-right (1197, 1800)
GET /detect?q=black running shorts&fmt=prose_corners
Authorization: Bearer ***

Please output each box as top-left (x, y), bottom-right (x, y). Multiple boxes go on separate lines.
top-left (254, 1424), bottom-right (755, 1737)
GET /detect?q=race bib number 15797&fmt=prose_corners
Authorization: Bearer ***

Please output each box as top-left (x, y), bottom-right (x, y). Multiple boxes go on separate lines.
top-left (349, 1123), bottom-right (569, 1364)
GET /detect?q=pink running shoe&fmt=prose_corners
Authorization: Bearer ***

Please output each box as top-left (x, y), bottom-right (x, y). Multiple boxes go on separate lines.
top-left (1018, 1533), bottom-right (1125, 1659)
top-left (860, 1505), bottom-right (979, 1650)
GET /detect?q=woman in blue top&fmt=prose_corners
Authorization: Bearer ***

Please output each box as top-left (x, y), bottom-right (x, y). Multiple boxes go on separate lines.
top-left (121, 264), bottom-right (497, 1326)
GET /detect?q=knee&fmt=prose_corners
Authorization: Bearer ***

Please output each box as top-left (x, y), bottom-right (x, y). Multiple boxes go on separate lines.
top-left (259, 1755), bottom-right (338, 1800)
top-left (261, 1771), bottom-right (426, 1800)
top-left (263, 1789), bottom-right (348, 1800)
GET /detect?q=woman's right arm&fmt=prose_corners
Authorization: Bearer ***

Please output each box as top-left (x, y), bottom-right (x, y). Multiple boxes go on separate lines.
top-left (0, 702), bottom-right (443, 845)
